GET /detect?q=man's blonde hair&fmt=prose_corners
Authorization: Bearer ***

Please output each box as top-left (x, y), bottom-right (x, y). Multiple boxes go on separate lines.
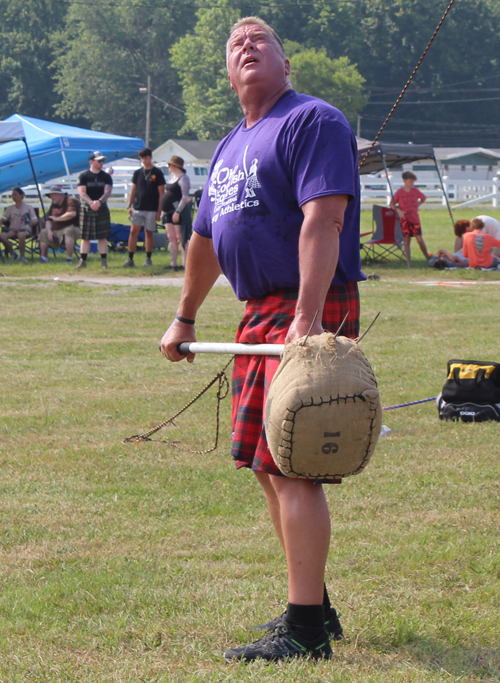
top-left (470, 218), bottom-right (485, 231)
top-left (226, 16), bottom-right (286, 66)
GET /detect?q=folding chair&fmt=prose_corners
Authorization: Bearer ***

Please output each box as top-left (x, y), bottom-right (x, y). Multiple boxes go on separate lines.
top-left (360, 205), bottom-right (410, 266)
top-left (25, 208), bottom-right (42, 259)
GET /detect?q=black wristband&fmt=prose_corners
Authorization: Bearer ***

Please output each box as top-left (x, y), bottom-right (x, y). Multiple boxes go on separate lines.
top-left (175, 314), bottom-right (195, 325)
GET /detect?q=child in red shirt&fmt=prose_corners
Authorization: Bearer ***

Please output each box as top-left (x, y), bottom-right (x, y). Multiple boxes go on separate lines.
top-left (391, 171), bottom-right (429, 266)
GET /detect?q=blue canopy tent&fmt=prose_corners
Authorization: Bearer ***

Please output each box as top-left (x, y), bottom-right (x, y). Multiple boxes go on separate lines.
top-left (0, 115), bottom-right (144, 213)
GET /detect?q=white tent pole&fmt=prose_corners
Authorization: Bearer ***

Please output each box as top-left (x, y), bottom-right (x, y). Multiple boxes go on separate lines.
top-left (60, 146), bottom-right (75, 195)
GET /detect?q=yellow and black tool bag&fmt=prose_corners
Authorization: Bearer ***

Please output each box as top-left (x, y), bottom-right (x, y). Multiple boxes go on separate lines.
top-left (437, 359), bottom-right (500, 422)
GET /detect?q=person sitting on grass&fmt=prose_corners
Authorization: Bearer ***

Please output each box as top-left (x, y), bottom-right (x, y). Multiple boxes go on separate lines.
top-left (463, 218), bottom-right (500, 270)
top-left (391, 171), bottom-right (429, 266)
top-left (0, 187), bottom-right (38, 263)
top-left (428, 218), bottom-right (471, 269)
top-left (469, 214), bottom-right (500, 257)
top-left (38, 186), bottom-right (81, 263)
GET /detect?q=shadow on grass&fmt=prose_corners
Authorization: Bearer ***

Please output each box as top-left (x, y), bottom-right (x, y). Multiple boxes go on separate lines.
top-left (366, 631), bottom-right (500, 680)
top-left (360, 258), bottom-right (500, 282)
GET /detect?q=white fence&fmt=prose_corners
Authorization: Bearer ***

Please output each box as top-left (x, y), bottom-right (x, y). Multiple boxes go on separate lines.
top-left (360, 176), bottom-right (500, 209)
top-left (2, 175), bottom-right (499, 212)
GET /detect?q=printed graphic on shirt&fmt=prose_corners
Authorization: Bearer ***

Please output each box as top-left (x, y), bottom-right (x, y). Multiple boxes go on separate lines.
top-left (474, 233), bottom-right (485, 253)
top-left (208, 145), bottom-right (260, 222)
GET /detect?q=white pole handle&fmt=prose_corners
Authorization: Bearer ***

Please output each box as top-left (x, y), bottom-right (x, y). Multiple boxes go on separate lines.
top-left (177, 342), bottom-right (284, 355)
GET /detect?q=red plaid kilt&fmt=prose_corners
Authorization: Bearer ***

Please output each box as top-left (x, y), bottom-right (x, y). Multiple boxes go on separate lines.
top-left (231, 283), bottom-right (360, 480)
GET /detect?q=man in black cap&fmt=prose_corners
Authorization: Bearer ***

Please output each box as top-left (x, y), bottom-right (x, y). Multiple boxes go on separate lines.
top-left (77, 151), bottom-right (113, 269)
top-left (38, 185), bottom-right (81, 263)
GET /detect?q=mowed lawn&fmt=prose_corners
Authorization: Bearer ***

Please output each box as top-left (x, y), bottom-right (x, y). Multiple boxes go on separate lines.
top-left (1, 210), bottom-right (499, 682)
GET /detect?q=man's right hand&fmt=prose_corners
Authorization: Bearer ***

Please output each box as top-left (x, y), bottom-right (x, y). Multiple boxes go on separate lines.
top-left (160, 318), bottom-right (197, 363)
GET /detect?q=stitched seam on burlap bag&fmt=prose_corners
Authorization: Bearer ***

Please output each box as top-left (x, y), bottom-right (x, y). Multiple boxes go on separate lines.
top-left (277, 394), bottom-right (380, 479)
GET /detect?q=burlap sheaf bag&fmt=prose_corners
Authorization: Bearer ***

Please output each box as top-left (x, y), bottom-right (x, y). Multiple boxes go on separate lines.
top-left (264, 332), bottom-right (382, 480)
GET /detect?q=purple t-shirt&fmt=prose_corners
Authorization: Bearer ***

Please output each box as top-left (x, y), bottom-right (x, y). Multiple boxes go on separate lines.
top-left (194, 90), bottom-right (363, 301)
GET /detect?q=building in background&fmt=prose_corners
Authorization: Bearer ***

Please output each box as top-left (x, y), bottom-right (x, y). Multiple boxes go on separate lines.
top-left (152, 139), bottom-right (220, 193)
top-left (405, 147), bottom-right (500, 181)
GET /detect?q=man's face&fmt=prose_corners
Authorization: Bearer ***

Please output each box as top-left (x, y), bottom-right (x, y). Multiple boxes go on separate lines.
top-left (11, 190), bottom-right (22, 203)
top-left (90, 158), bottom-right (104, 172)
top-left (227, 24), bottom-right (290, 96)
top-left (141, 155), bottom-right (153, 168)
top-left (49, 193), bottom-right (64, 205)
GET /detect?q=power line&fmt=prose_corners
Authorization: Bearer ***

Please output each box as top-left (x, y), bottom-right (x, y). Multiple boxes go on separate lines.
top-left (150, 92), bottom-right (236, 130)
top-left (368, 74), bottom-right (500, 95)
top-left (368, 96), bottom-right (500, 105)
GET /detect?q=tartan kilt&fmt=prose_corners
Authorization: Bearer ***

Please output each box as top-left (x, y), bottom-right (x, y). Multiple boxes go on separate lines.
top-left (231, 283), bottom-right (360, 480)
top-left (80, 204), bottom-right (111, 240)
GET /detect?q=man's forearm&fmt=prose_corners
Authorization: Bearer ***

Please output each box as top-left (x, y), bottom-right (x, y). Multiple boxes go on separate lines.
top-left (295, 220), bottom-right (340, 326)
top-left (127, 185), bottom-right (137, 210)
top-left (78, 187), bottom-right (92, 206)
top-left (176, 232), bottom-right (222, 319)
top-left (293, 195), bottom-right (347, 332)
top-left (53, 211), bottom-right (76, 223)
top-left (98, 184), bottom-right (112, 203)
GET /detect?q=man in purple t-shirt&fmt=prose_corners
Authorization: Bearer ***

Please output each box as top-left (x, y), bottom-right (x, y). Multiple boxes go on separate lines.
top-left (161, 16), bottom-right (364, 663)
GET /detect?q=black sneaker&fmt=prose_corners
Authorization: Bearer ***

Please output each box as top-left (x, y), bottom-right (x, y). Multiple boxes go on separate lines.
top-left (224, 624), bottom-right (332, 663)
top-left (252, 607), bottom-right (343, 641)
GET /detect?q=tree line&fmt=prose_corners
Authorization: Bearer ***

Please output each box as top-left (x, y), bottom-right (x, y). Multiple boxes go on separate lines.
top-left (2, 0), bottom-right (500, 148)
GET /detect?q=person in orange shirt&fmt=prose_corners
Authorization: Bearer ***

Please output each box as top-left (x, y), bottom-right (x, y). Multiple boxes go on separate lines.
top-left (462, 218), bottom-right (500, 269)
top-left (391, 171), bottom-right (429, 266)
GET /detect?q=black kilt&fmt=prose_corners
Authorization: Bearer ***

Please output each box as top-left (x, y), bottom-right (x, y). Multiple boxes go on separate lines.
top-left (80, 204), bottom-right (111, 240)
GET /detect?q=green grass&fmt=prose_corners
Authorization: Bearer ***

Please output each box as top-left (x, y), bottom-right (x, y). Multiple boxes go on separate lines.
top-left (1, 211), bottom-right (499, 681)
top-left (2, 207), bottom-right (500, 280)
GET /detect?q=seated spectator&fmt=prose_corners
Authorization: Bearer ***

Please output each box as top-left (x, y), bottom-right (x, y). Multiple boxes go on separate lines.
top-left (463, 218), bottom-right (500, 269)
top-left (0, 187), bottom-right (38, 263)
top-left (428, 218), bottom-right (471, 268)
top-left (38, 186), bottom-right (81, 263)
top-left (474, 214), bottom-right (500, 256)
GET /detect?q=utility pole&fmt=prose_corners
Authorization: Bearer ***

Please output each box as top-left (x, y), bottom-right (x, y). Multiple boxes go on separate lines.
top-left (139, 75), bottom-right (151, 147)
top-left (357, 115), bottom-right (361, 138)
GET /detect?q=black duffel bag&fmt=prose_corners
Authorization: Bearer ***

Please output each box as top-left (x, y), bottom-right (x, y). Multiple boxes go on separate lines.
top-left (437, 359), bottom-right (500, 422)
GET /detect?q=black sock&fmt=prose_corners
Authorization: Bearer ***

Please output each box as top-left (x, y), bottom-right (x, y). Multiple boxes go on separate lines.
top-left (81, 253), bottom-right (88, 262)
top-left (128, 251), bottom-right (135, 260)
top-left (323, 584), bottom-right (331, 611)
top-left (100, 253), bottom-right (107, 261)
top-left (146, 251), bottom-right (152, 258)
top-left (284, 603), bottom-right (325, 639)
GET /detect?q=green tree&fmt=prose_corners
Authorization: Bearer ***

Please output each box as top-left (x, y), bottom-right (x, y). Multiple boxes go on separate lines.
top-left (170, 4), bottom-right (243, 140)
top-left (52, 0), bottom-right (185, 143)
top-left (0, 0), bottom-right (65, 120)
top-left (352, 0), bottom-right (500, 145)
top-left (289, 48), bottom-right (367, 122)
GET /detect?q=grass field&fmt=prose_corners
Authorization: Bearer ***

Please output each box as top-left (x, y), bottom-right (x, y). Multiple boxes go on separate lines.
top-left (1, 209), bottom-right (499, 682)
top-left (2, 207), bottom-right (500, 280)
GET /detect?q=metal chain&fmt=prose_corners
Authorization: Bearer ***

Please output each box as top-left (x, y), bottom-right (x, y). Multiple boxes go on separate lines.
top-left (359, 0), bottom-right (457, 170)
top-left (122, 355), bottom-right (234, 454)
